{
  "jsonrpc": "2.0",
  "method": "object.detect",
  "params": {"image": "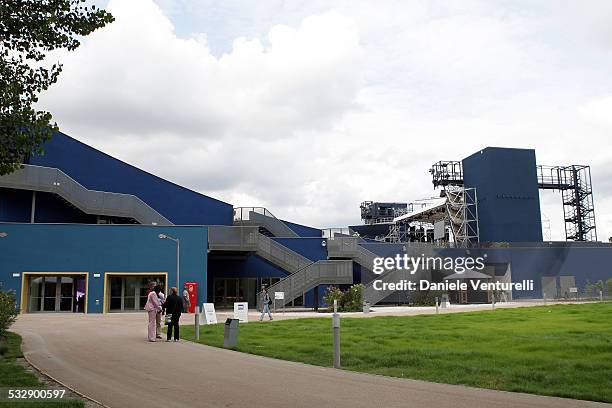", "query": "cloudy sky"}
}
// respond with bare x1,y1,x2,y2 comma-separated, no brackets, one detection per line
38,0,612,240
